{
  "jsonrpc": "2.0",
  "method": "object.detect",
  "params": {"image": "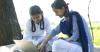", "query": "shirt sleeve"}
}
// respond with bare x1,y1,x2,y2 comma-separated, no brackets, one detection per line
25,20,32,32
23,19,33,39
44,18,52,35
50,24,61,37
67,15,79,41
